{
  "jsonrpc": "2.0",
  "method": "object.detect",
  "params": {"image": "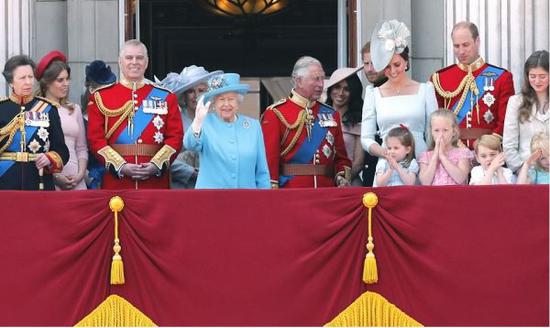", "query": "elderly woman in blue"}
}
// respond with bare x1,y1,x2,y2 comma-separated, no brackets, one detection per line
183,73,271,189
